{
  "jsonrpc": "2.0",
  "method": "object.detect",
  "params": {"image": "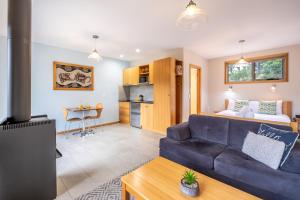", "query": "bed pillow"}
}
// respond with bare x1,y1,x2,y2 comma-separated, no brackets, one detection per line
227,99,235,111
276,100,283,115
258,101,277,115
233,100,249,112
258,124,299,166
242,131,285,169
